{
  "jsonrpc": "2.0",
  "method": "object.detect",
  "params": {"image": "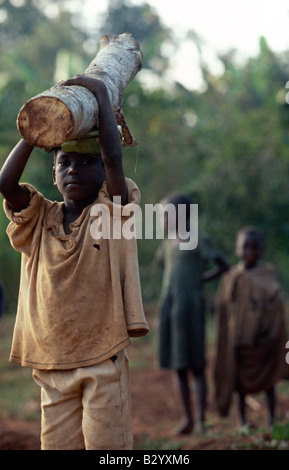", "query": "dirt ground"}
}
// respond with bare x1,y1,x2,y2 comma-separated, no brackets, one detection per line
131,367,289,450
0,363,289,451
0,306,288,451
